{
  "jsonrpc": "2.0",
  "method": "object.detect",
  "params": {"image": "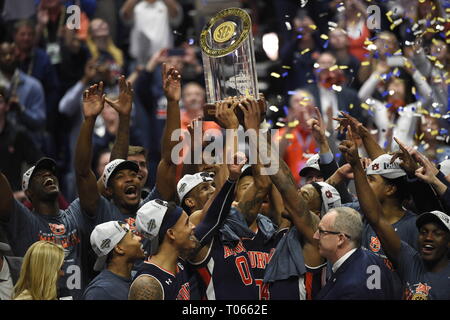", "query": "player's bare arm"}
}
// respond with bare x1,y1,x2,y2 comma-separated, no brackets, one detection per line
75,82,104,217
128,275,164,300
